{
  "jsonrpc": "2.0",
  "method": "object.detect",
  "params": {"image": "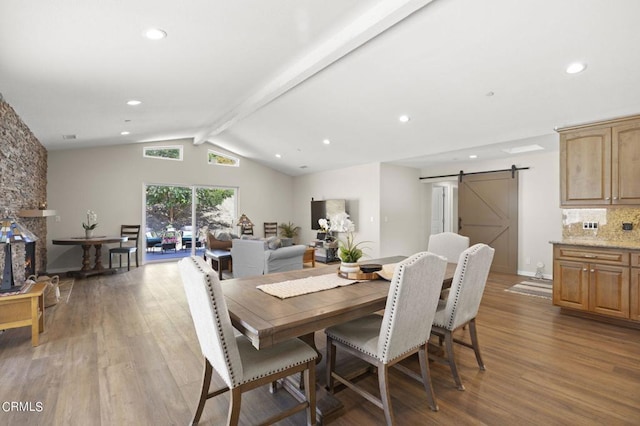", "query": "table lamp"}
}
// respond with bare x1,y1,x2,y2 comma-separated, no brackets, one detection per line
1,214,38,293
236,214,254,235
